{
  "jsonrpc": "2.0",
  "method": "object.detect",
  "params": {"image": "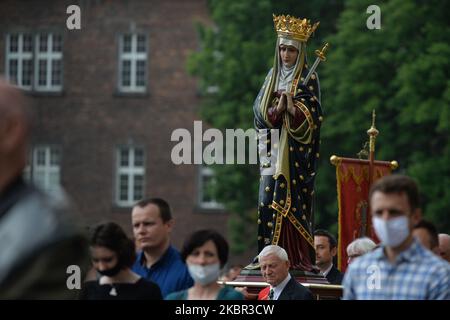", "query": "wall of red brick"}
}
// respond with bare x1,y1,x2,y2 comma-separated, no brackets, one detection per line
0,1,257,266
